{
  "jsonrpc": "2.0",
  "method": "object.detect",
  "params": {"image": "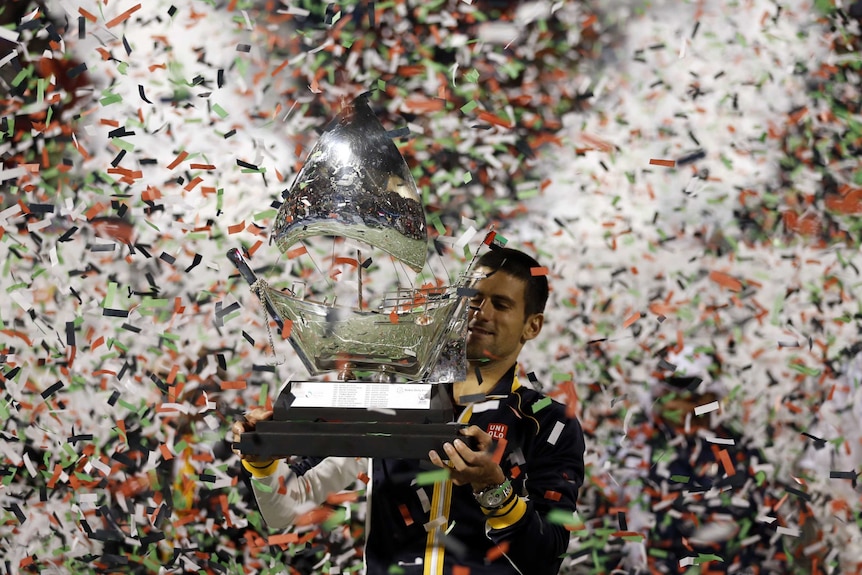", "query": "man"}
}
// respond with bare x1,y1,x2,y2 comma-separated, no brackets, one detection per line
233,247,586,574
